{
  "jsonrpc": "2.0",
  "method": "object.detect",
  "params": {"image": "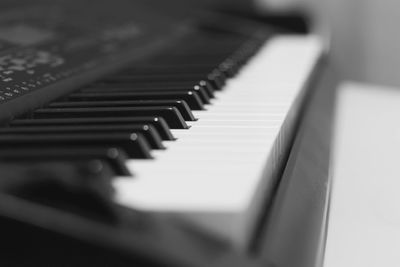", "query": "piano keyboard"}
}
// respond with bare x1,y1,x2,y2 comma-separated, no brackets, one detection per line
114,35,323,247
0,14,323,258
